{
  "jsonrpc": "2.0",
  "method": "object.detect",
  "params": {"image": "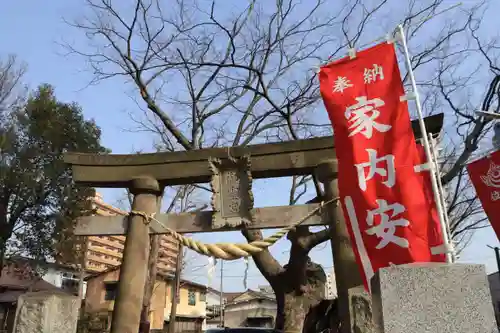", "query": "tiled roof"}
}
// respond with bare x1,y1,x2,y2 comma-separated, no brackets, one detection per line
224,289,275,305
0,260,63,297
223,292,242,303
